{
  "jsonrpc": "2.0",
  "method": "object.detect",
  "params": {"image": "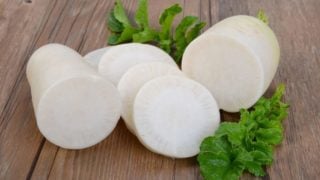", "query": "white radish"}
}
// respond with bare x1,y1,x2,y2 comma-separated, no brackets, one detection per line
99,43,177,85
26,44,121,149
118,62,183,133
133,76,220,158
84,47,111,68
182,15,280,112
